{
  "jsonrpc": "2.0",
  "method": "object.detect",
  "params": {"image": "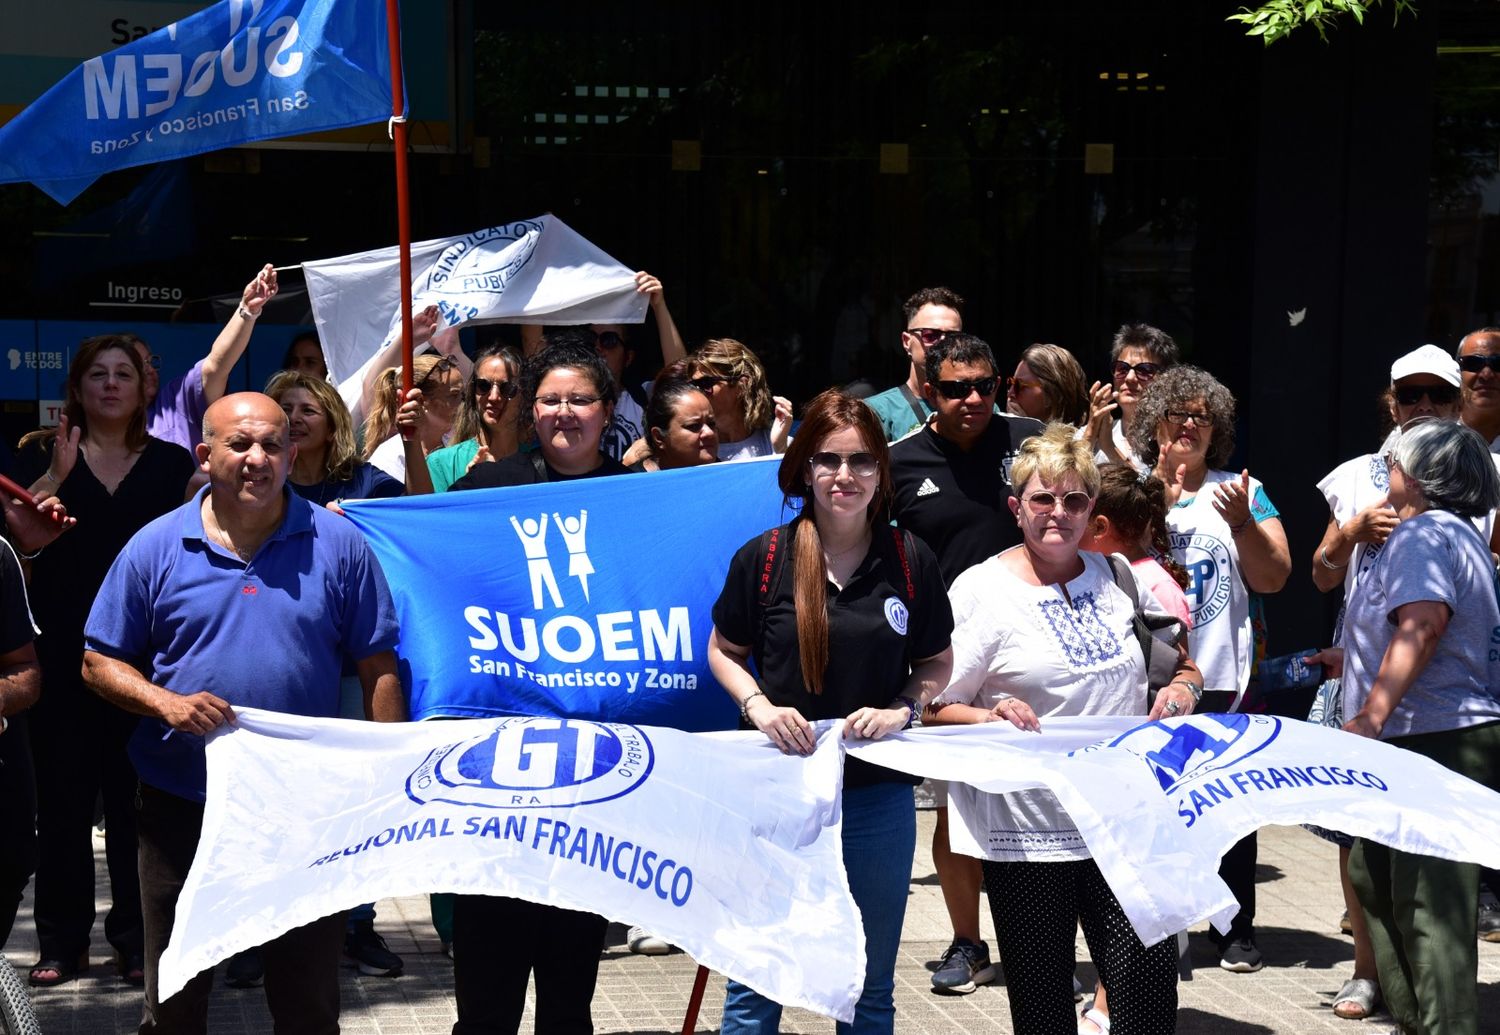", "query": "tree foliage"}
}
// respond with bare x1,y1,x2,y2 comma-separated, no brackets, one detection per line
1228,0,1418,44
